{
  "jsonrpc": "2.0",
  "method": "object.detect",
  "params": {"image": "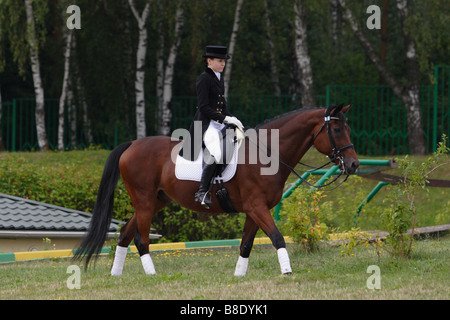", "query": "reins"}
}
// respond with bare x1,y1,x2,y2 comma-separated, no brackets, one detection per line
239,105,354,191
